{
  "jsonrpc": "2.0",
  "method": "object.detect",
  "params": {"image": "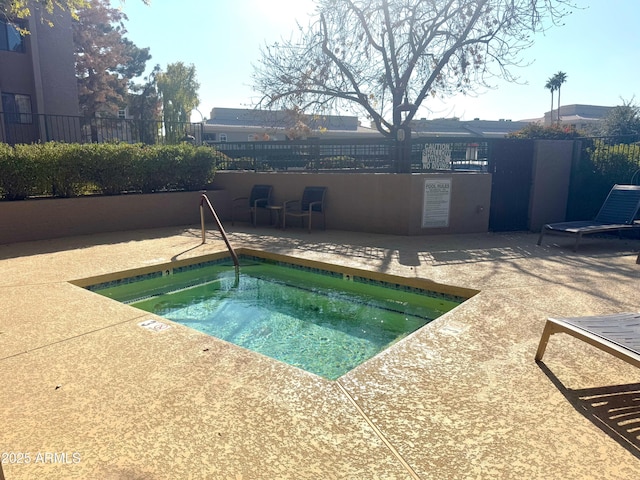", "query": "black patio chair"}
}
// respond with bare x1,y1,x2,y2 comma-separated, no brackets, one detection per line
231,184,273,227
283,186,327,233
537,184,640,251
